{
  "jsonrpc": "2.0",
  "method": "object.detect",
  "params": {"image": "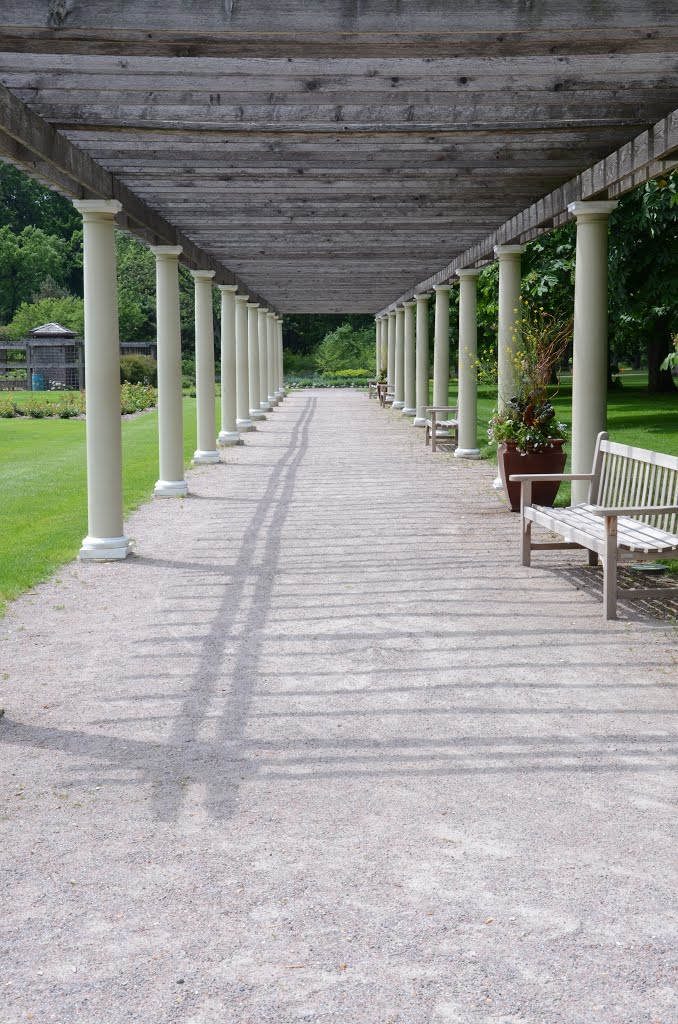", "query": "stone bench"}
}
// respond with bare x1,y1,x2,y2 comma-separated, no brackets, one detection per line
510,431,678,620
